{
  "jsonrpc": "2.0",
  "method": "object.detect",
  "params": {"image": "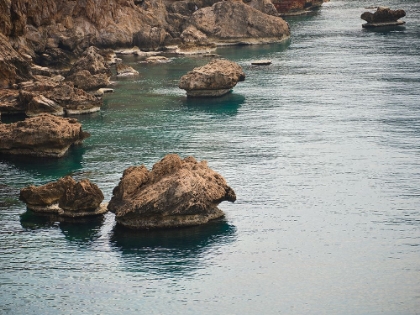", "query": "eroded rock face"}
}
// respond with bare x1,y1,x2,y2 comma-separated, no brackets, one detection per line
179,58,245,97
361,7,406,25
183,1,290,46
20,176,106,217
0,114,90,157
0,33,33,89
108,154,236,229
272,0,325,15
